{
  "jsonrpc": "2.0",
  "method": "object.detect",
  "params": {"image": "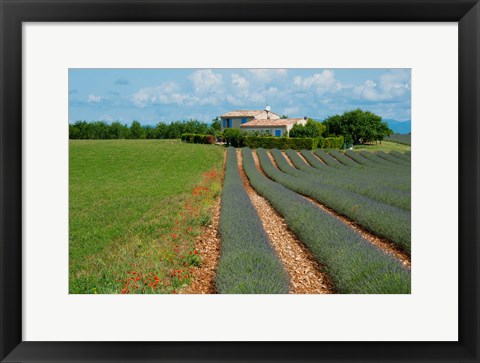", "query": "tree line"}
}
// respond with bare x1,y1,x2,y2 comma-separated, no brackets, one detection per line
69,119,221,140
288,109,392,144
69,109,392,144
